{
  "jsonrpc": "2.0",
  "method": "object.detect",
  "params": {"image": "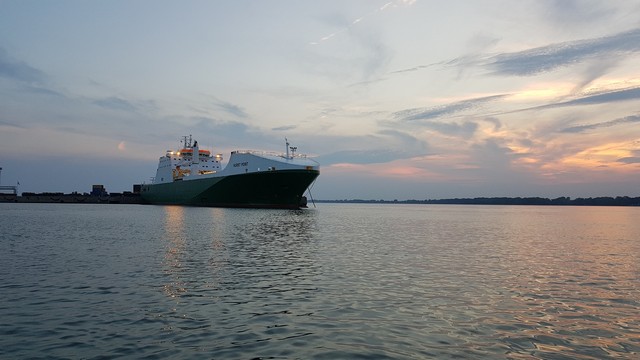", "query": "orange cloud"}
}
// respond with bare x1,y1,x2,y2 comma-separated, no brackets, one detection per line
561,142,636,168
